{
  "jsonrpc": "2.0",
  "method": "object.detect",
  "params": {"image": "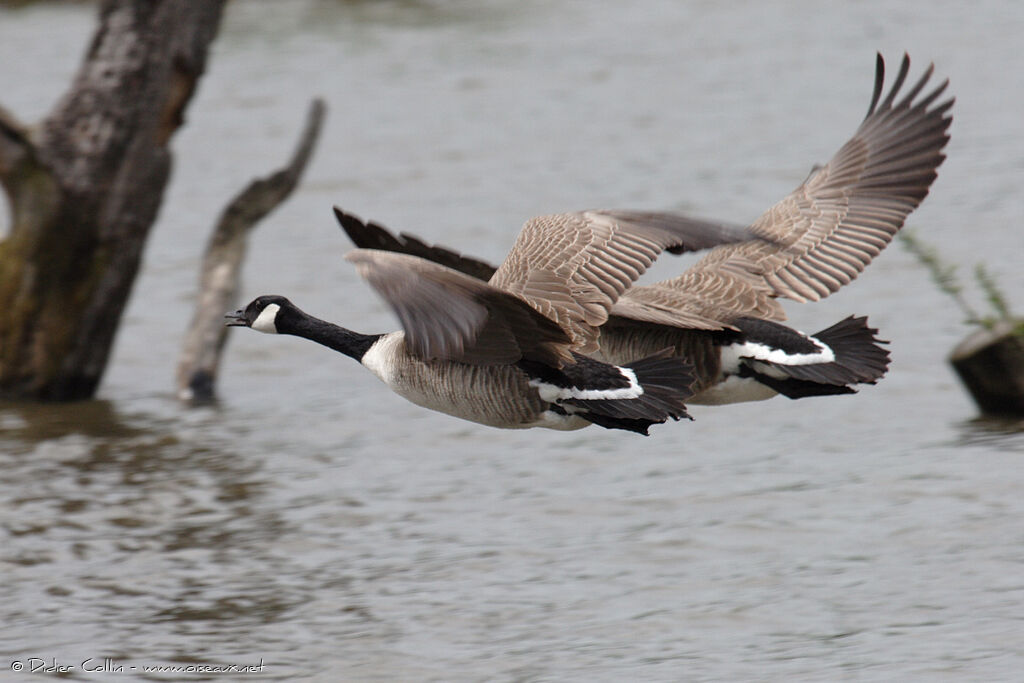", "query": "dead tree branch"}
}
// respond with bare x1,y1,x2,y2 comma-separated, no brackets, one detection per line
176,98,326,403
